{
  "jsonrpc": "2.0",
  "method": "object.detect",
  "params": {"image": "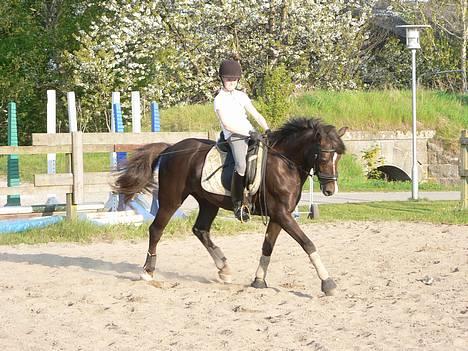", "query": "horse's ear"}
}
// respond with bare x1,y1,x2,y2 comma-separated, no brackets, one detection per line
337,127,348,137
